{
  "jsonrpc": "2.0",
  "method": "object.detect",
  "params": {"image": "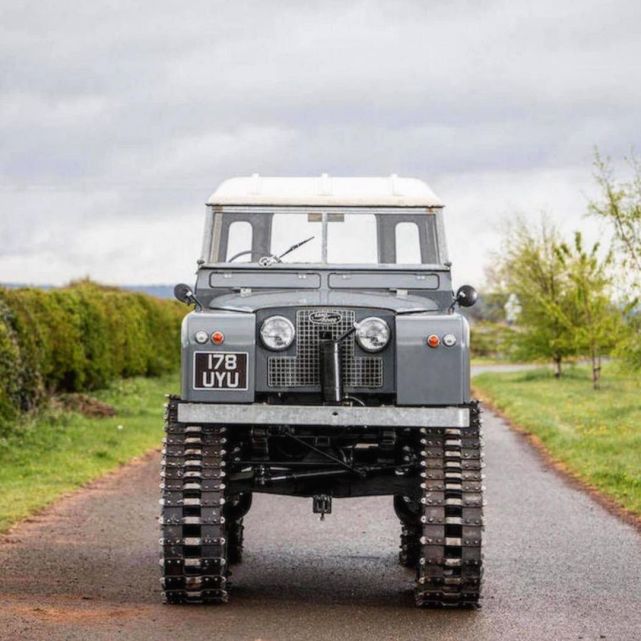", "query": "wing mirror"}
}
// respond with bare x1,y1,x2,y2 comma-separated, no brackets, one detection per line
174,283,202,310
451,285,478,311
